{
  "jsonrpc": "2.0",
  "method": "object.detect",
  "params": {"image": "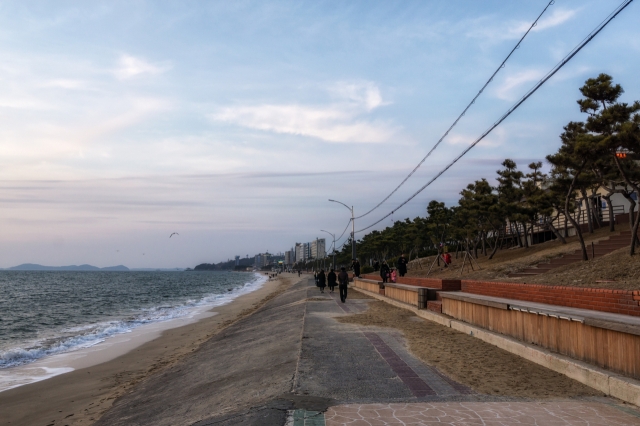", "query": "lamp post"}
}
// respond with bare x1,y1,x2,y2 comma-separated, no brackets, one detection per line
320,229,335,270
328,199,356,261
